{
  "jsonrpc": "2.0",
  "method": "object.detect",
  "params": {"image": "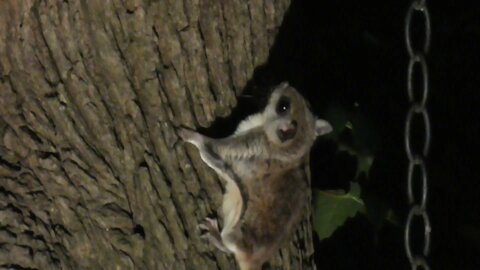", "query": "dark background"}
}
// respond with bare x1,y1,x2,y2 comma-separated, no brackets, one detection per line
239,0,479,269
